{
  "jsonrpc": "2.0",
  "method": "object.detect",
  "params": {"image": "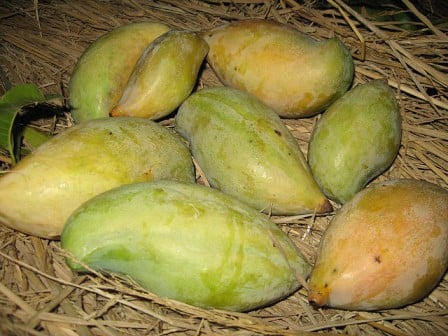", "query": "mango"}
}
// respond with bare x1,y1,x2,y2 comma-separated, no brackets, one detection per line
0,117,194,239
308,179,448,311
175,86,331,215
110,30,209,120
69,21,170,123
203,19,354,118
61,180,311,312
308,80,402,204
